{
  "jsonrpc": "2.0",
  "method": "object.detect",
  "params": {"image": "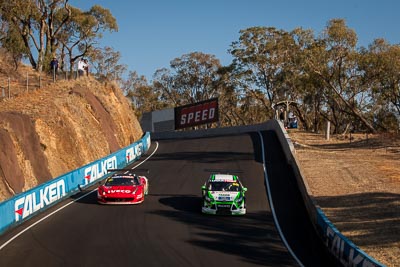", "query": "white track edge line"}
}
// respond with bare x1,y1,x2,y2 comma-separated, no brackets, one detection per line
257,131,304,267
0,141,159,251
